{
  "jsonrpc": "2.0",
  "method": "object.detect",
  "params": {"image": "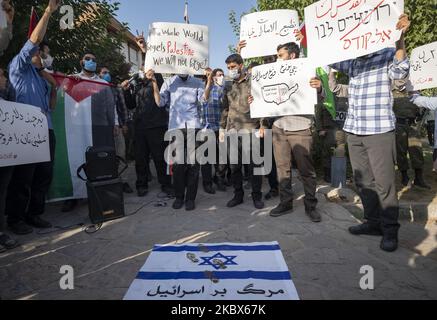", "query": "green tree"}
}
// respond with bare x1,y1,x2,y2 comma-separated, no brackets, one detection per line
2,0,132,82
